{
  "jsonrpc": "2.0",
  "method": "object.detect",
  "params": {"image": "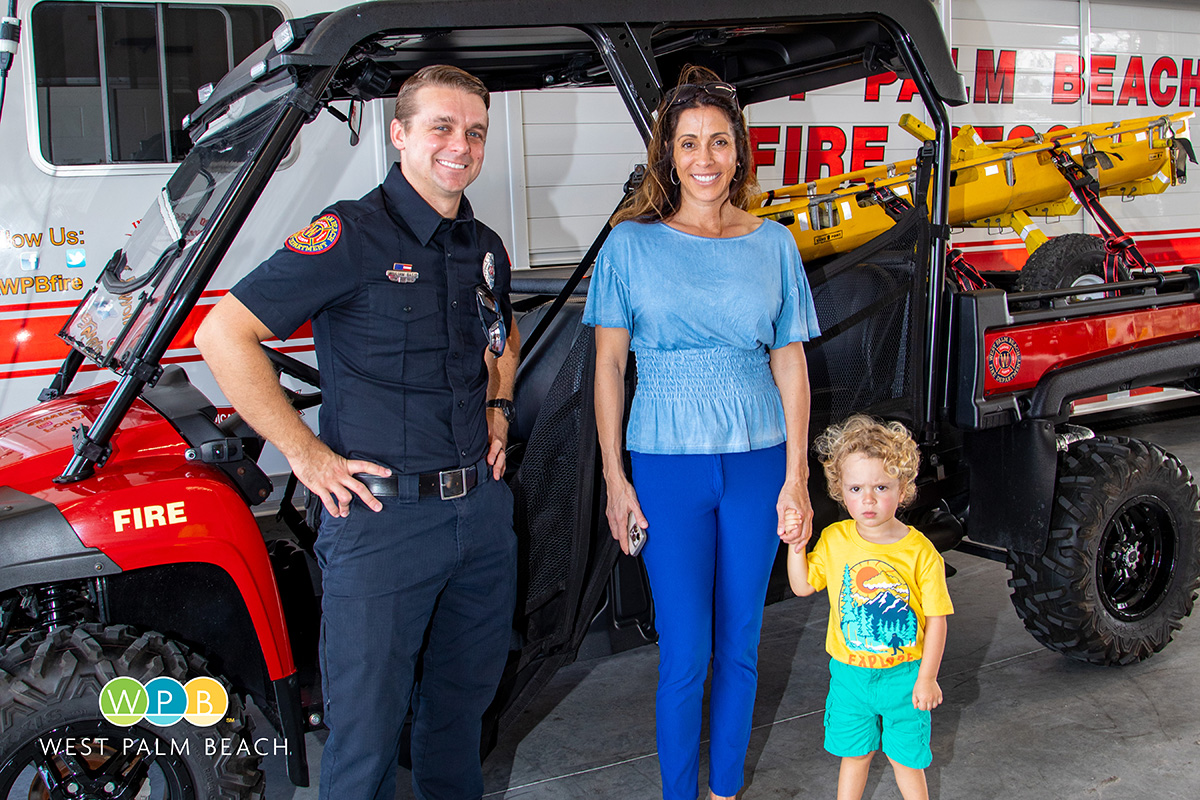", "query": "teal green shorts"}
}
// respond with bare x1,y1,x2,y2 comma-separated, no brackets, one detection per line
824,658,932,770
